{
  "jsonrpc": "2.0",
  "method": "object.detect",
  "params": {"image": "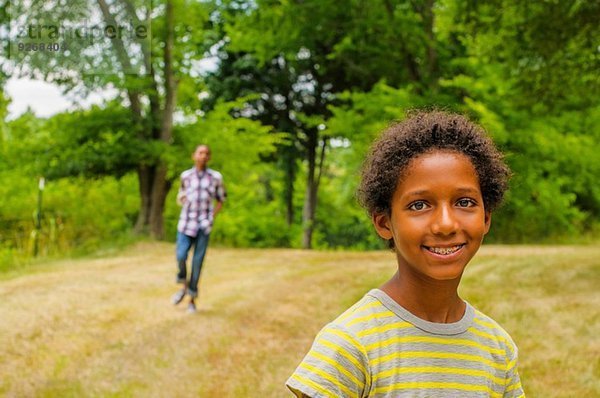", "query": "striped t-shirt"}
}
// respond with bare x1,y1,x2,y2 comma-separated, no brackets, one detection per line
286,289,524,398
